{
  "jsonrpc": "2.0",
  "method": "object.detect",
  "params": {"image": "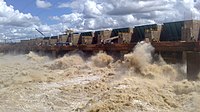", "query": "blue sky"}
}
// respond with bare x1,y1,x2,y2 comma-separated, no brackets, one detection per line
0,0,200,42
4,0,72,25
